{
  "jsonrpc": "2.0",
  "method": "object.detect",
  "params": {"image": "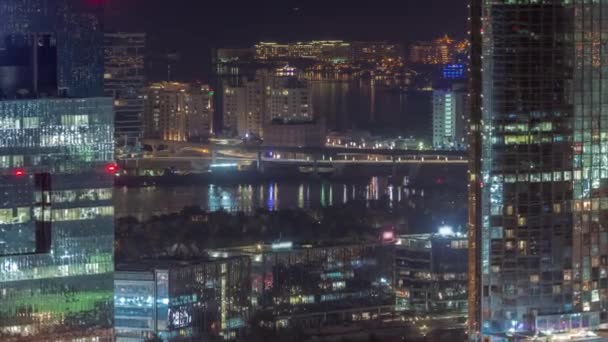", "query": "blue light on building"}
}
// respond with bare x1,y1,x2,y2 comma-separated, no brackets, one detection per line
441,64,466,80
